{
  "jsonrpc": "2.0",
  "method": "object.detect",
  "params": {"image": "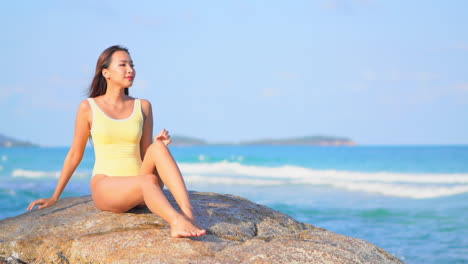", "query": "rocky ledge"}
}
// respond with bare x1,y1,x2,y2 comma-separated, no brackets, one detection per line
0,191,402,264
